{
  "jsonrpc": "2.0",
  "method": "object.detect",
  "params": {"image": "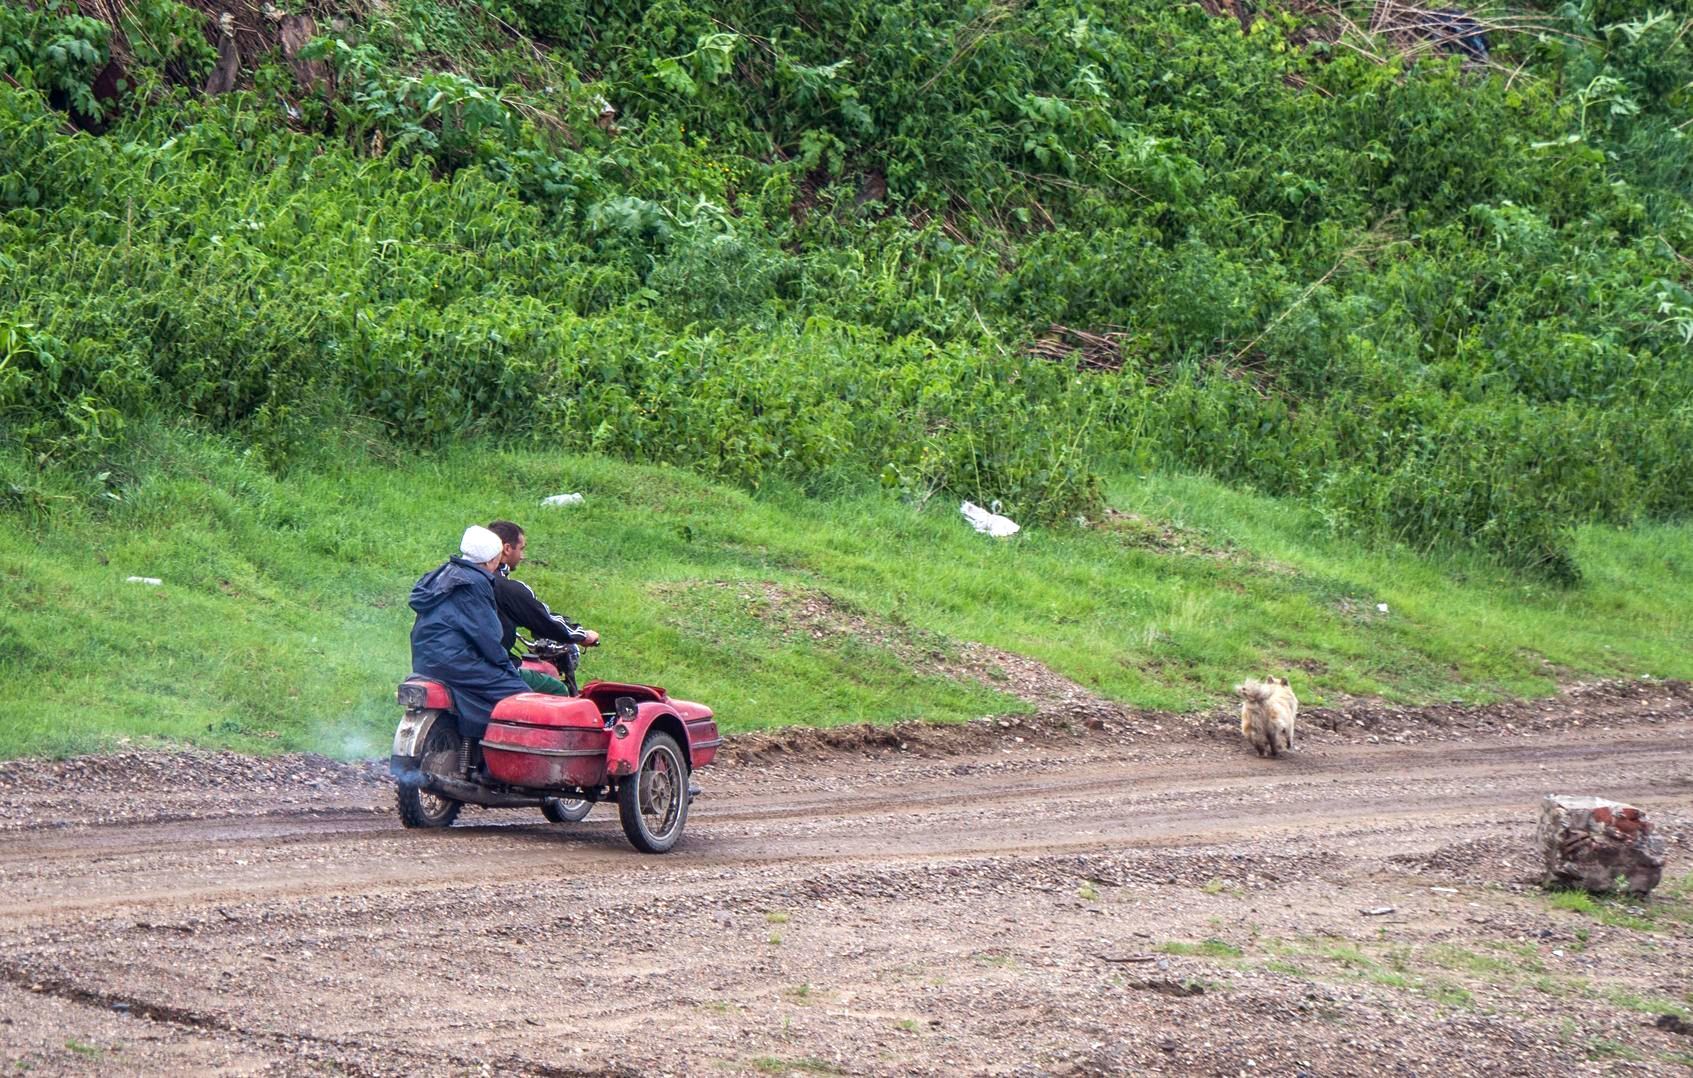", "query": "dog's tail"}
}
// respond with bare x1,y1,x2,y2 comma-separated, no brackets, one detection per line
1236,679,1276,704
